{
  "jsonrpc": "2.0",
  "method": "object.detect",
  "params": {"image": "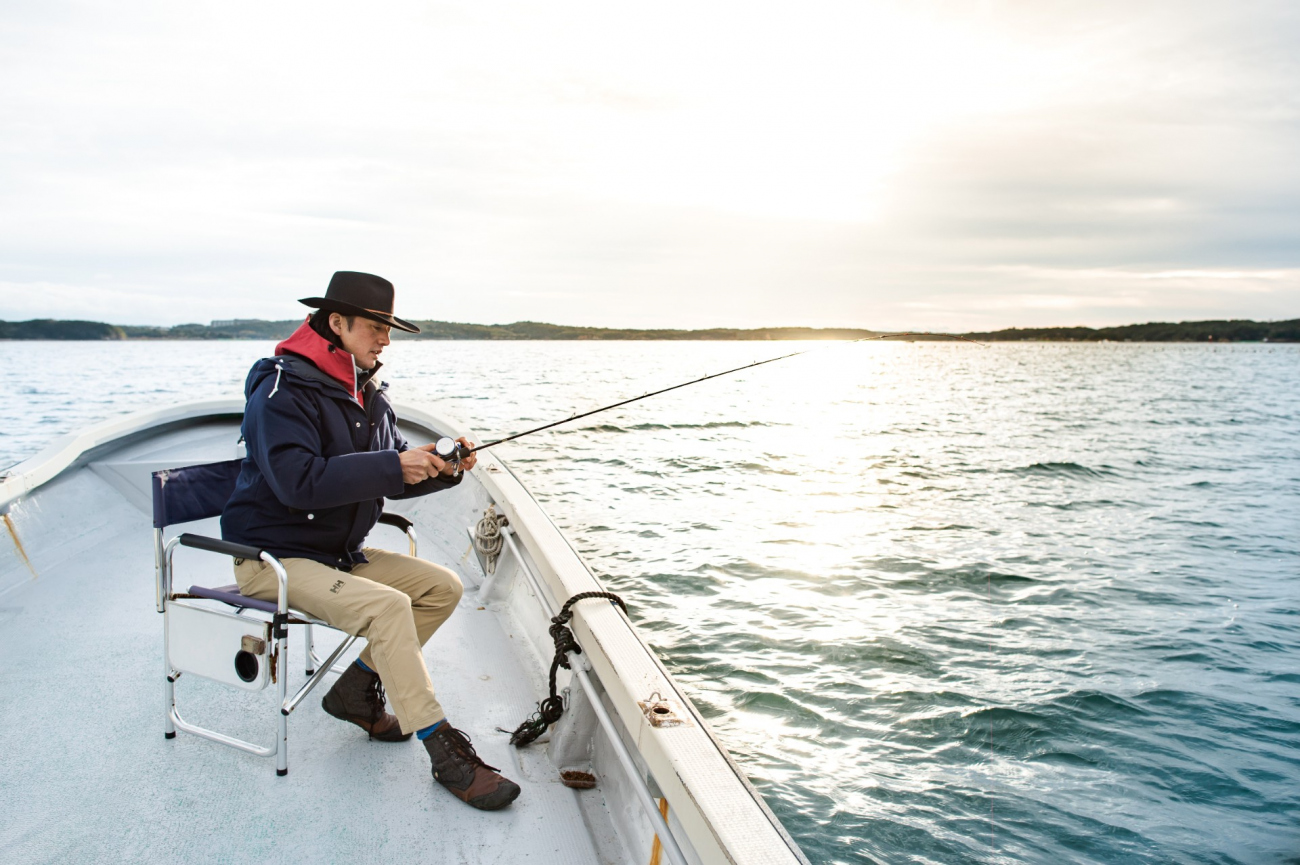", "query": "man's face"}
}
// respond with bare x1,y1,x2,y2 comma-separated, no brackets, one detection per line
332,314,391,369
